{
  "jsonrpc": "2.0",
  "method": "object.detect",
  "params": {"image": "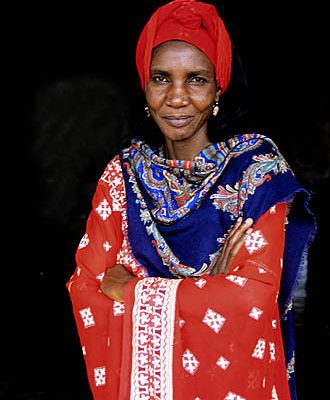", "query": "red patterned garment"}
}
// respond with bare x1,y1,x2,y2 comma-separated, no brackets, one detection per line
67,155,291,399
